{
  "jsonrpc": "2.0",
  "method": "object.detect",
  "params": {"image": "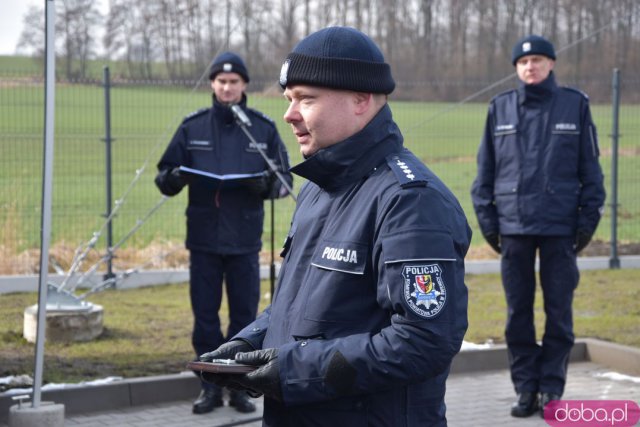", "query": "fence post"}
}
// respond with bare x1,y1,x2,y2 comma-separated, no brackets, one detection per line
32,0,57,408
609,69,620,269
103,66,115,281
